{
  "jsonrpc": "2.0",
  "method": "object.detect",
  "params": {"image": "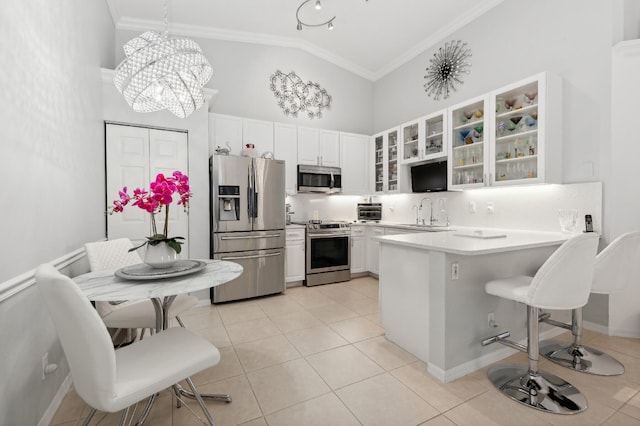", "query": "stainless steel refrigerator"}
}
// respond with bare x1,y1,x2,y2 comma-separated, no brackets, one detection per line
210,155,286,303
